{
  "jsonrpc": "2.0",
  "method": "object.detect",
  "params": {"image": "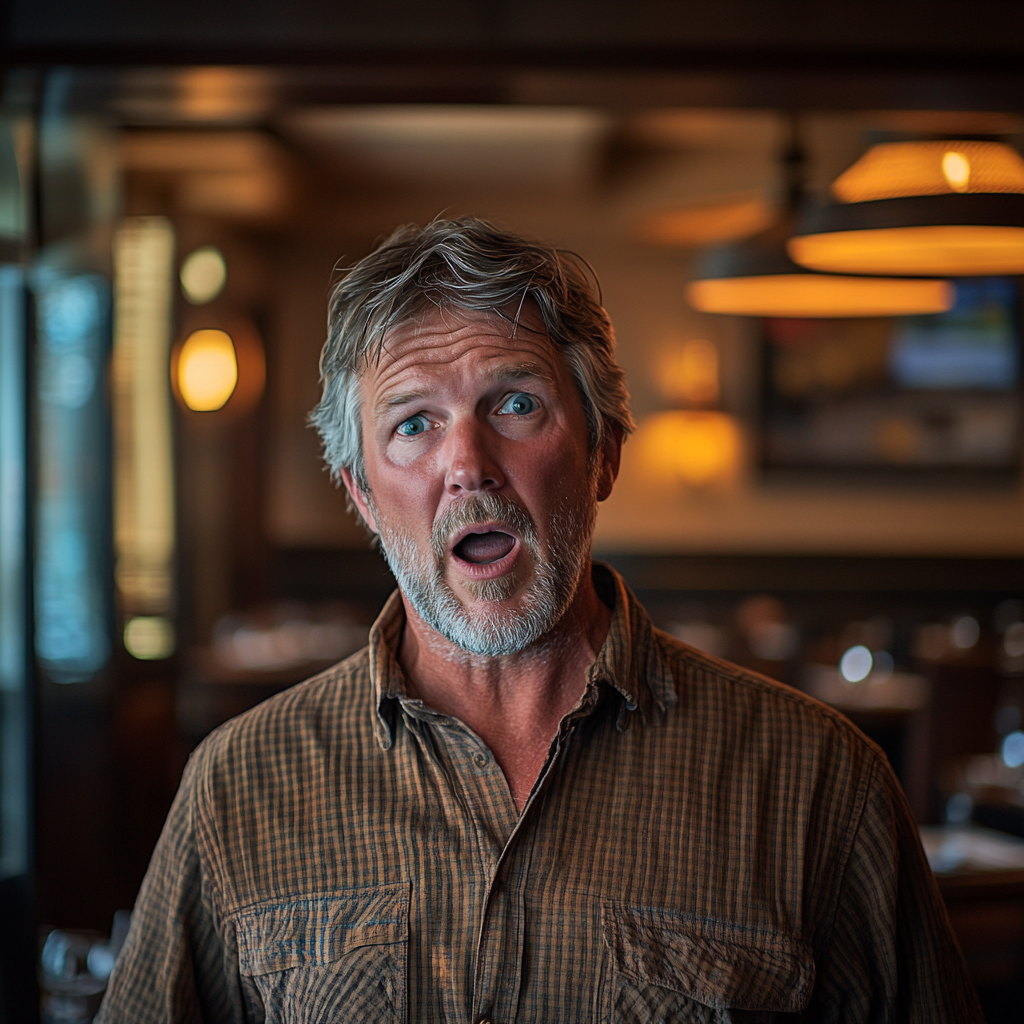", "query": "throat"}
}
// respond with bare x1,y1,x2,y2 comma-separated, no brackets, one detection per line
454,531,516,564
